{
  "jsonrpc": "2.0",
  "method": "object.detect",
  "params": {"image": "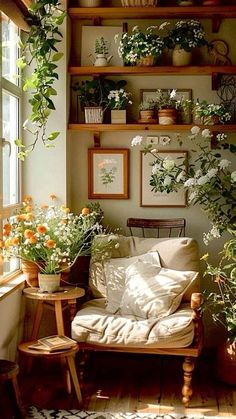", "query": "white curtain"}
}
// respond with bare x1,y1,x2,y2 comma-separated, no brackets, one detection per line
0,0,30,32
